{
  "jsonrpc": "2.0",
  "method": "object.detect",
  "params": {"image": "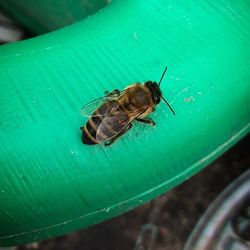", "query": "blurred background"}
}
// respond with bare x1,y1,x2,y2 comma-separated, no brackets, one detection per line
0,11,25,44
